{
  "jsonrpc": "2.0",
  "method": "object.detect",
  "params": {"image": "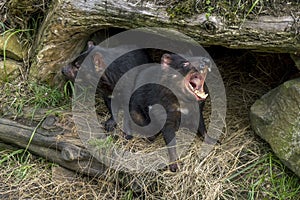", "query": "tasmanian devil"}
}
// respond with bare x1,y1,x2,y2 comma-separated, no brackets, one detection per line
123,53,213,172
61,41,152,131
61,42,214,172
